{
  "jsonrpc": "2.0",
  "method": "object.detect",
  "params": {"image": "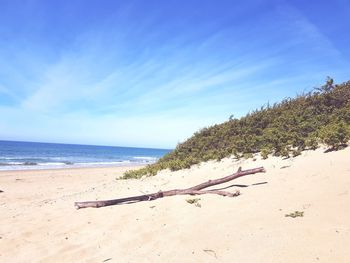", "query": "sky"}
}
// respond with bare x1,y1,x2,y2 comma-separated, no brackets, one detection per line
0,0,349,149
